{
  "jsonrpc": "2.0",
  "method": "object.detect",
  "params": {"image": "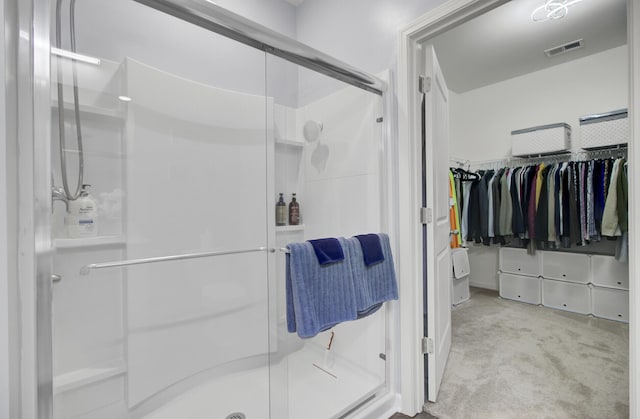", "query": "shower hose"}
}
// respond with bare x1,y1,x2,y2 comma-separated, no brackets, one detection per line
55,0,84,201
